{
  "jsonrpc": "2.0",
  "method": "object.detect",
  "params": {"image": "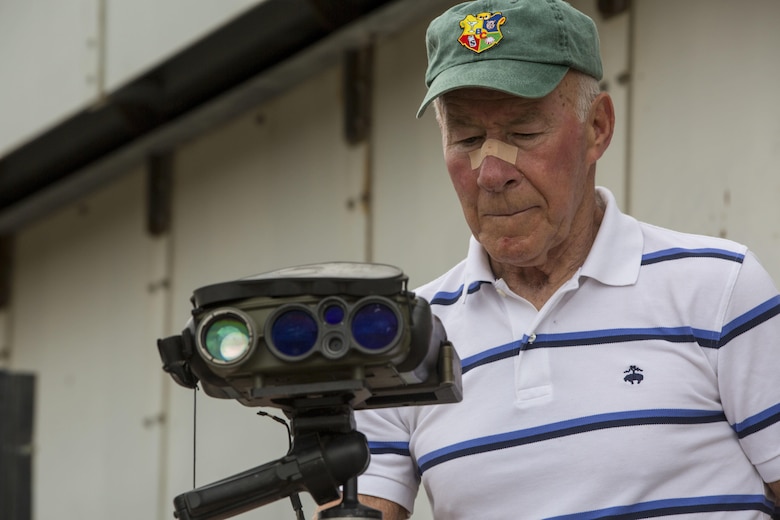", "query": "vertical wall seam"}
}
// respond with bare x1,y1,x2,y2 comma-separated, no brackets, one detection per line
152,158,177,518
623,1,636,215
95,0,108,100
